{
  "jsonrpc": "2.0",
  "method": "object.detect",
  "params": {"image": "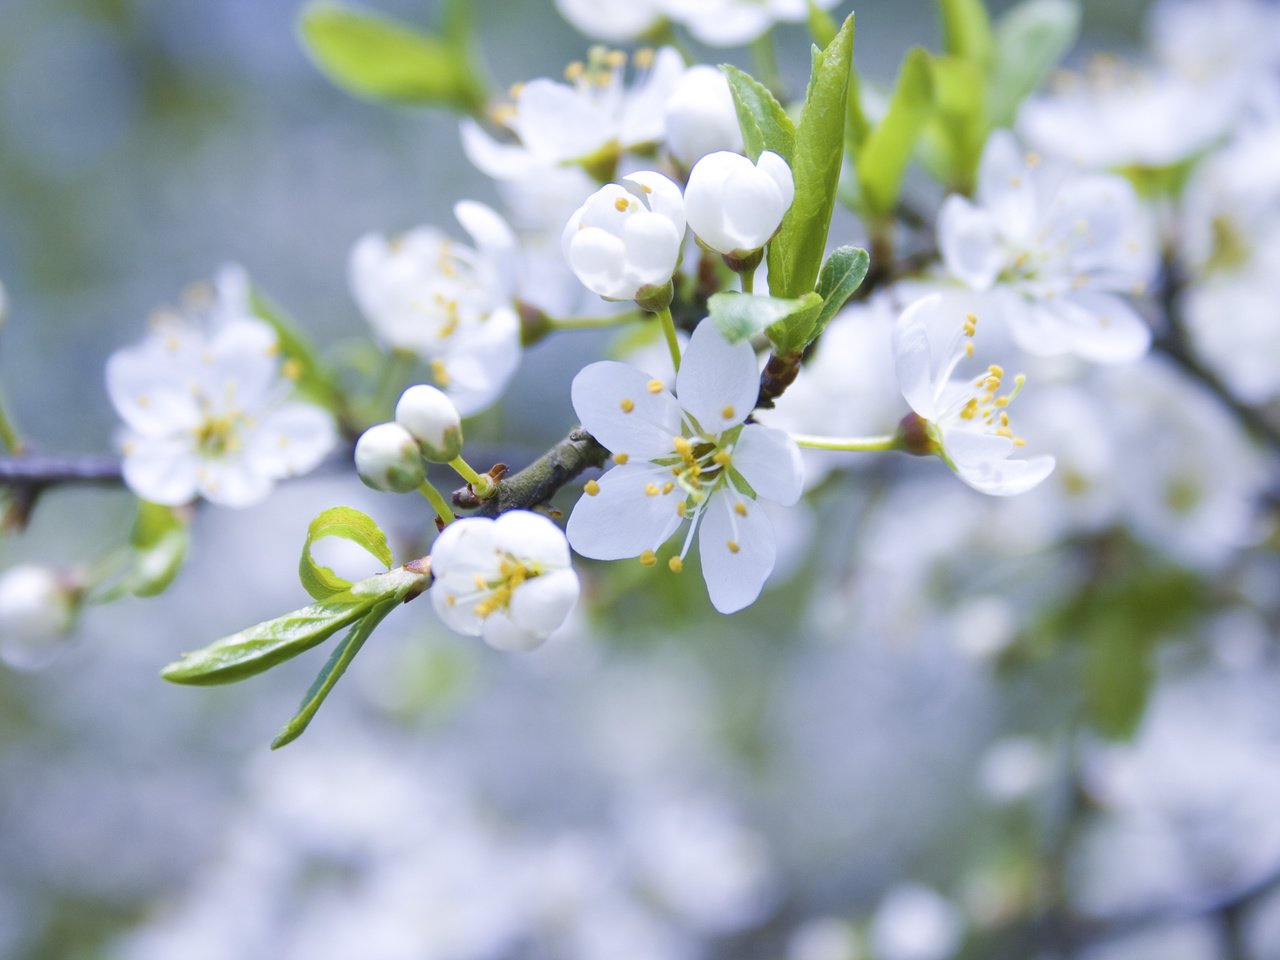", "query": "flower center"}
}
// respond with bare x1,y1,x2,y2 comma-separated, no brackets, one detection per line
470,556,543,620
195,413,247,458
